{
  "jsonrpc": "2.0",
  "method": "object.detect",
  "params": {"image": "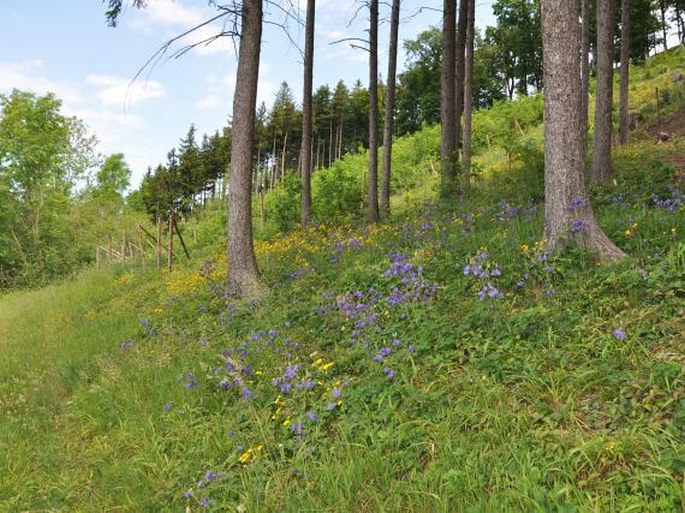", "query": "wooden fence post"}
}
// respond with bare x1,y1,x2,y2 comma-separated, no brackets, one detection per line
167,214,174,272
156,215,162,270
138,228,145,271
